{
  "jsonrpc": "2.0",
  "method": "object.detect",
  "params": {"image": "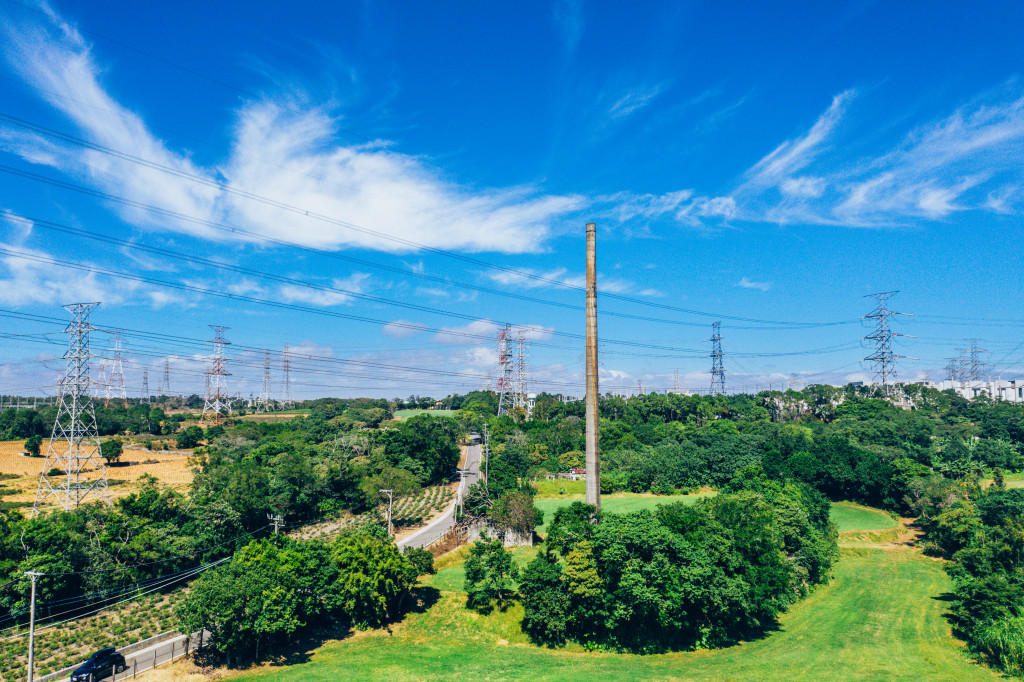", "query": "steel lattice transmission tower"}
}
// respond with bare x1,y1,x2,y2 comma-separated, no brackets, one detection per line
862,291,911,396
141,367,150,405
495,324,514,416
161,358,171,395
202,326,232,421
94,358,109,405
709,321,726,395
256,350,272,413
33,303,110,515
966,338,988,381
281,344,294,407
108,331,128,408
513,329,531,417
